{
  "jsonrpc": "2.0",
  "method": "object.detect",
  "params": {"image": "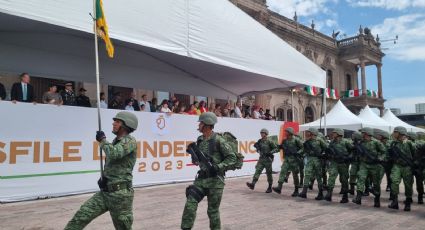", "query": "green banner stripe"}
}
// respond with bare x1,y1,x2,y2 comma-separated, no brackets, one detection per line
0,170,100,179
